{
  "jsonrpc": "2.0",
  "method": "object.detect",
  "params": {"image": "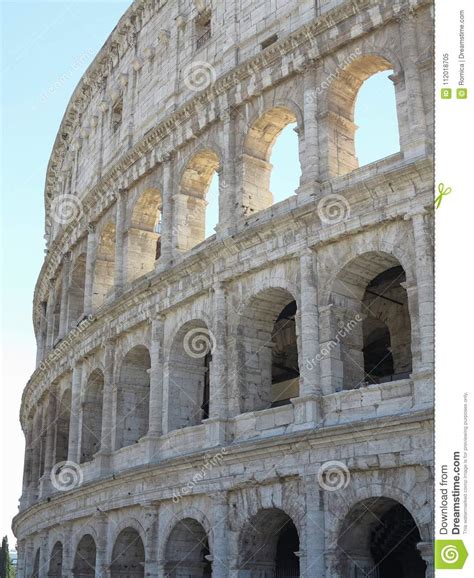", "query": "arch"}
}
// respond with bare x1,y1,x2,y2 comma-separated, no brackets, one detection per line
55,389,71,463
52,279,62,343
326,53,400,177
73,534,96,577
238,287,299,413
127,188,162,282
164,518,212,577
167,319,212,432
32,548,40,578
92,222,116,310
110,527,145,578
67,253,86,328
323,251,412,391
336,497,426,577
237,508,300,577
80,368,104,463
242,106,300,215
48,541,63,578
175,149,220,251
115,345,150,449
